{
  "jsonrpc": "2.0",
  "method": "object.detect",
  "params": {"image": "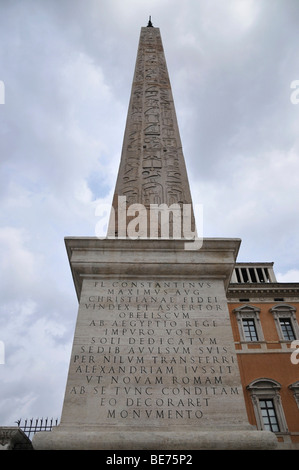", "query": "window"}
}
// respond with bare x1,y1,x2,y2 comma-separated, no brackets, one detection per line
289,381,299,409
279,318,296,341
259,399,280,432
242,319,258,341
270,304,299,342
247,379,288,434
233,305,264,343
